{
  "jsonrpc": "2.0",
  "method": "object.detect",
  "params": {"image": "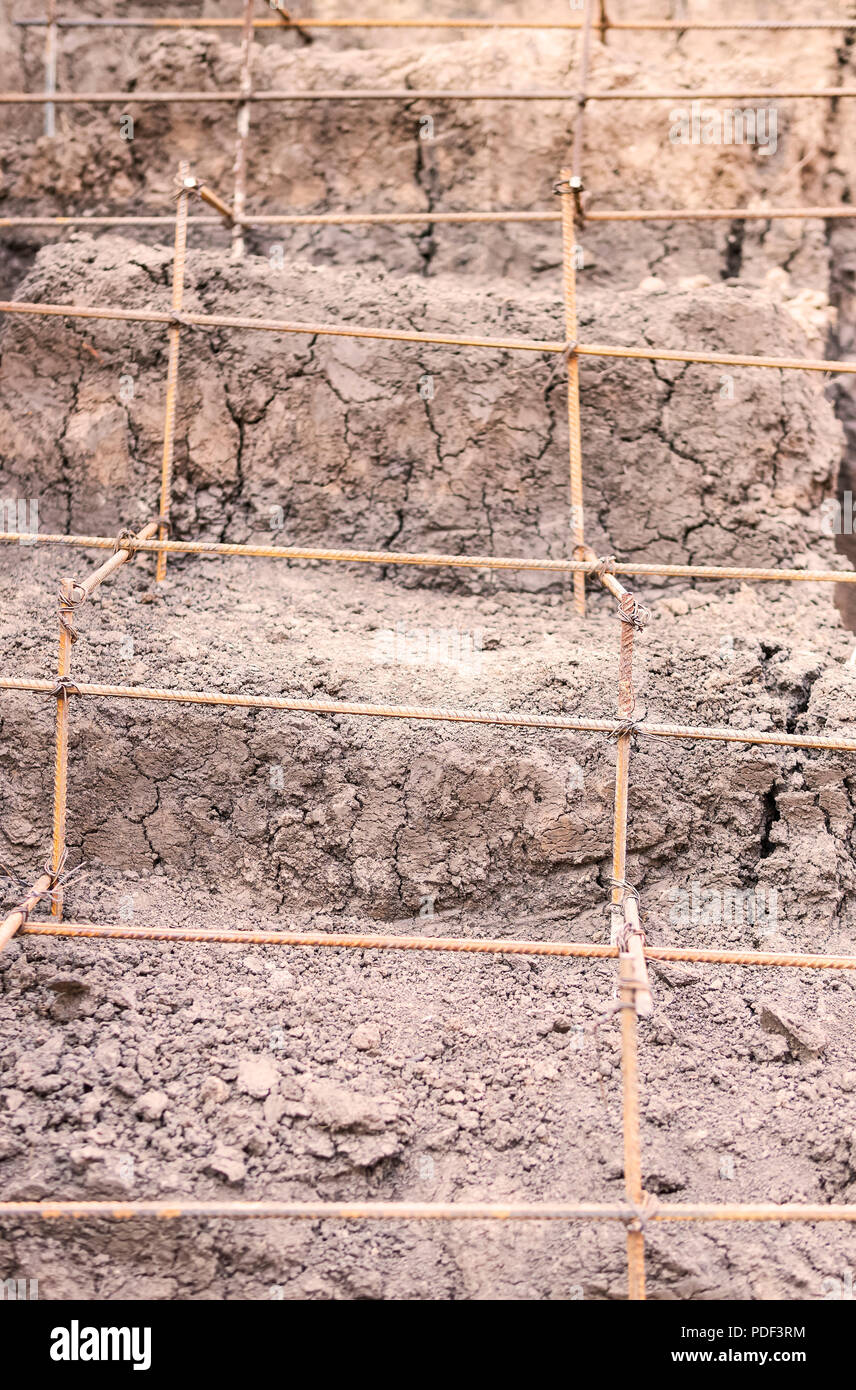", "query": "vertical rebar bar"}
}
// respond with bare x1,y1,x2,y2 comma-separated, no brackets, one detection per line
232,0,256,260
598,0,610,45
572,0,595,180
610,604,634,941
44,0,57,137
155,162,191,583
620,951,646,1300
558,168,586,616
610,594,653,1012
611,594,651,1299
51,577,75,918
